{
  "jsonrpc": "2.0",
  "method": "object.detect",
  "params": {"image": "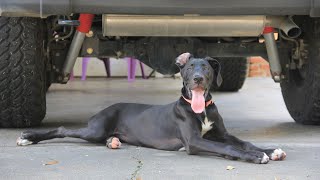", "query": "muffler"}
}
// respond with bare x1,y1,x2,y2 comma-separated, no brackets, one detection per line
103,15,301,38
103,15,266,37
